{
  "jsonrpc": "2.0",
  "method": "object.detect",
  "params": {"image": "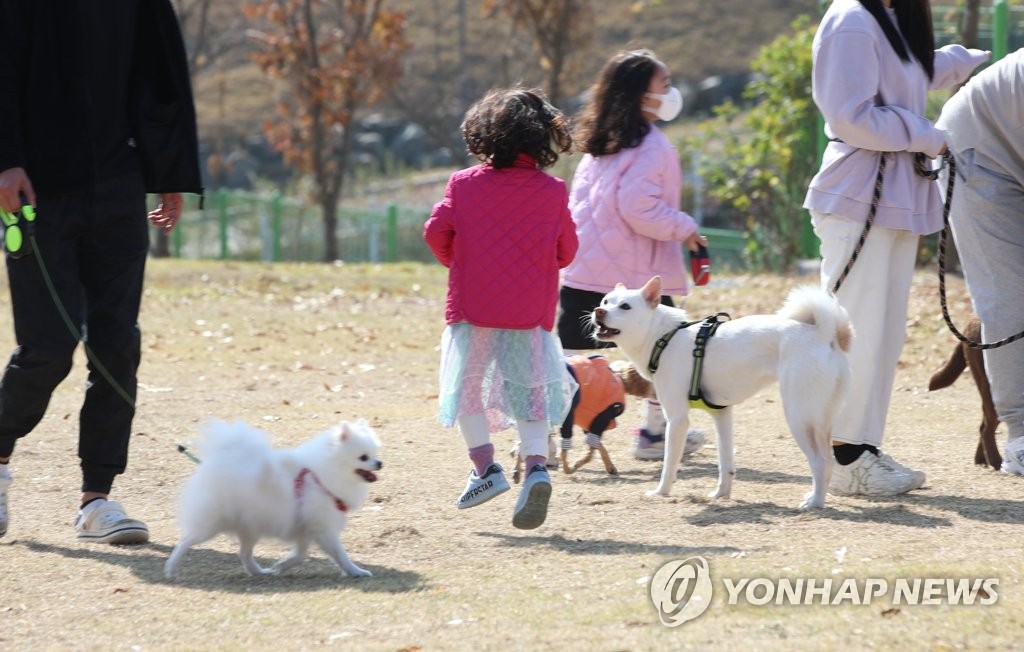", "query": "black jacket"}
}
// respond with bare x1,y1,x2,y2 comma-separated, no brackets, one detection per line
0,0,203,196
